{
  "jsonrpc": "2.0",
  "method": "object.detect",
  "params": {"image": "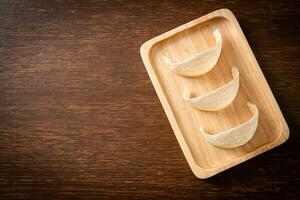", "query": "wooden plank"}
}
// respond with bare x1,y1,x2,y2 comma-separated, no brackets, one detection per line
0,0,299,199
